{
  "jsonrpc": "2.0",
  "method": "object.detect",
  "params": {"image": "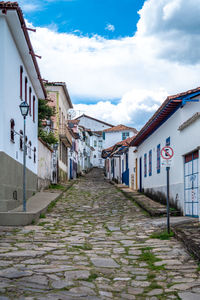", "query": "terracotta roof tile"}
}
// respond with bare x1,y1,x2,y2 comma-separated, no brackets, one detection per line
130,86,200,146
103,124,138,133
68,120,80,125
